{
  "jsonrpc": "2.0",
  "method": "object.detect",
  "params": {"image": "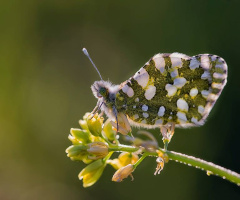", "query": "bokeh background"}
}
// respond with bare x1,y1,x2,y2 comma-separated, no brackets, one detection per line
1,0,240,199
